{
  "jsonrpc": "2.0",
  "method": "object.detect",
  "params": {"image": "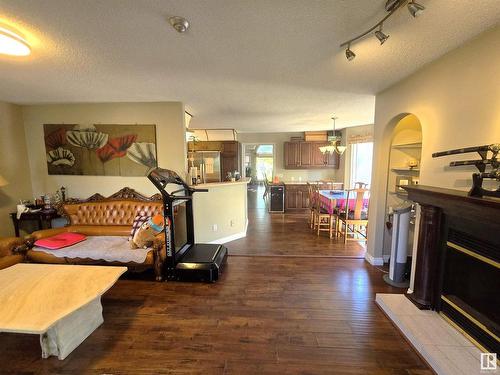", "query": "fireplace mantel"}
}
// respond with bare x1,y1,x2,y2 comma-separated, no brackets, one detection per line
403,185,499,355
404,185,500,222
